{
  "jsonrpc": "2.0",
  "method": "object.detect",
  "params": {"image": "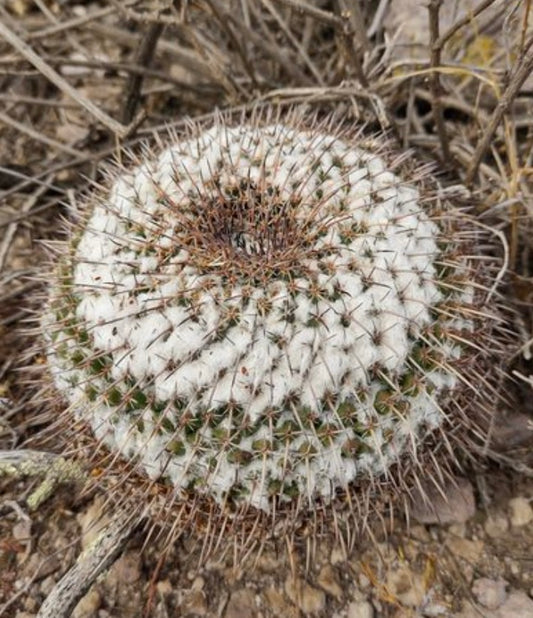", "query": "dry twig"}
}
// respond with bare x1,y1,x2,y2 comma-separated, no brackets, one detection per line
121,22,165,124
0,179,51,272
0,20,132,138
428,0,452,166
466,39,533,185
37,507,143,618
271,0,344,28
0,110,80,157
